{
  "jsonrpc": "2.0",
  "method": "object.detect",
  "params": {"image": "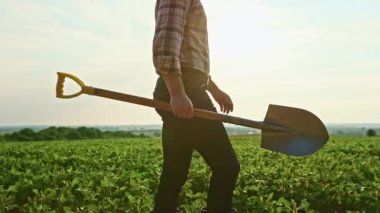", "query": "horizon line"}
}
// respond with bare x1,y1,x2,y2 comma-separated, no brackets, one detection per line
1,122,380,128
